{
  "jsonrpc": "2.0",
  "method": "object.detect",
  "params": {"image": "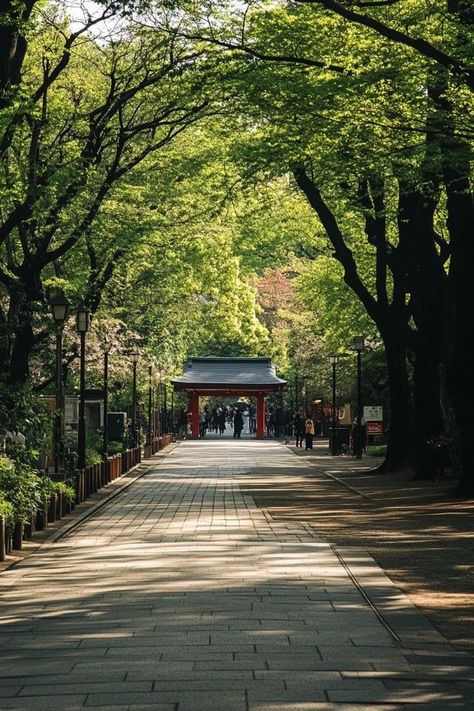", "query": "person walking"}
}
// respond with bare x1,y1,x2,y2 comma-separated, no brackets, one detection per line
217,409,226,435
304,417,315,450
293,413,304,448
177,408,188,439
233,409,244,439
